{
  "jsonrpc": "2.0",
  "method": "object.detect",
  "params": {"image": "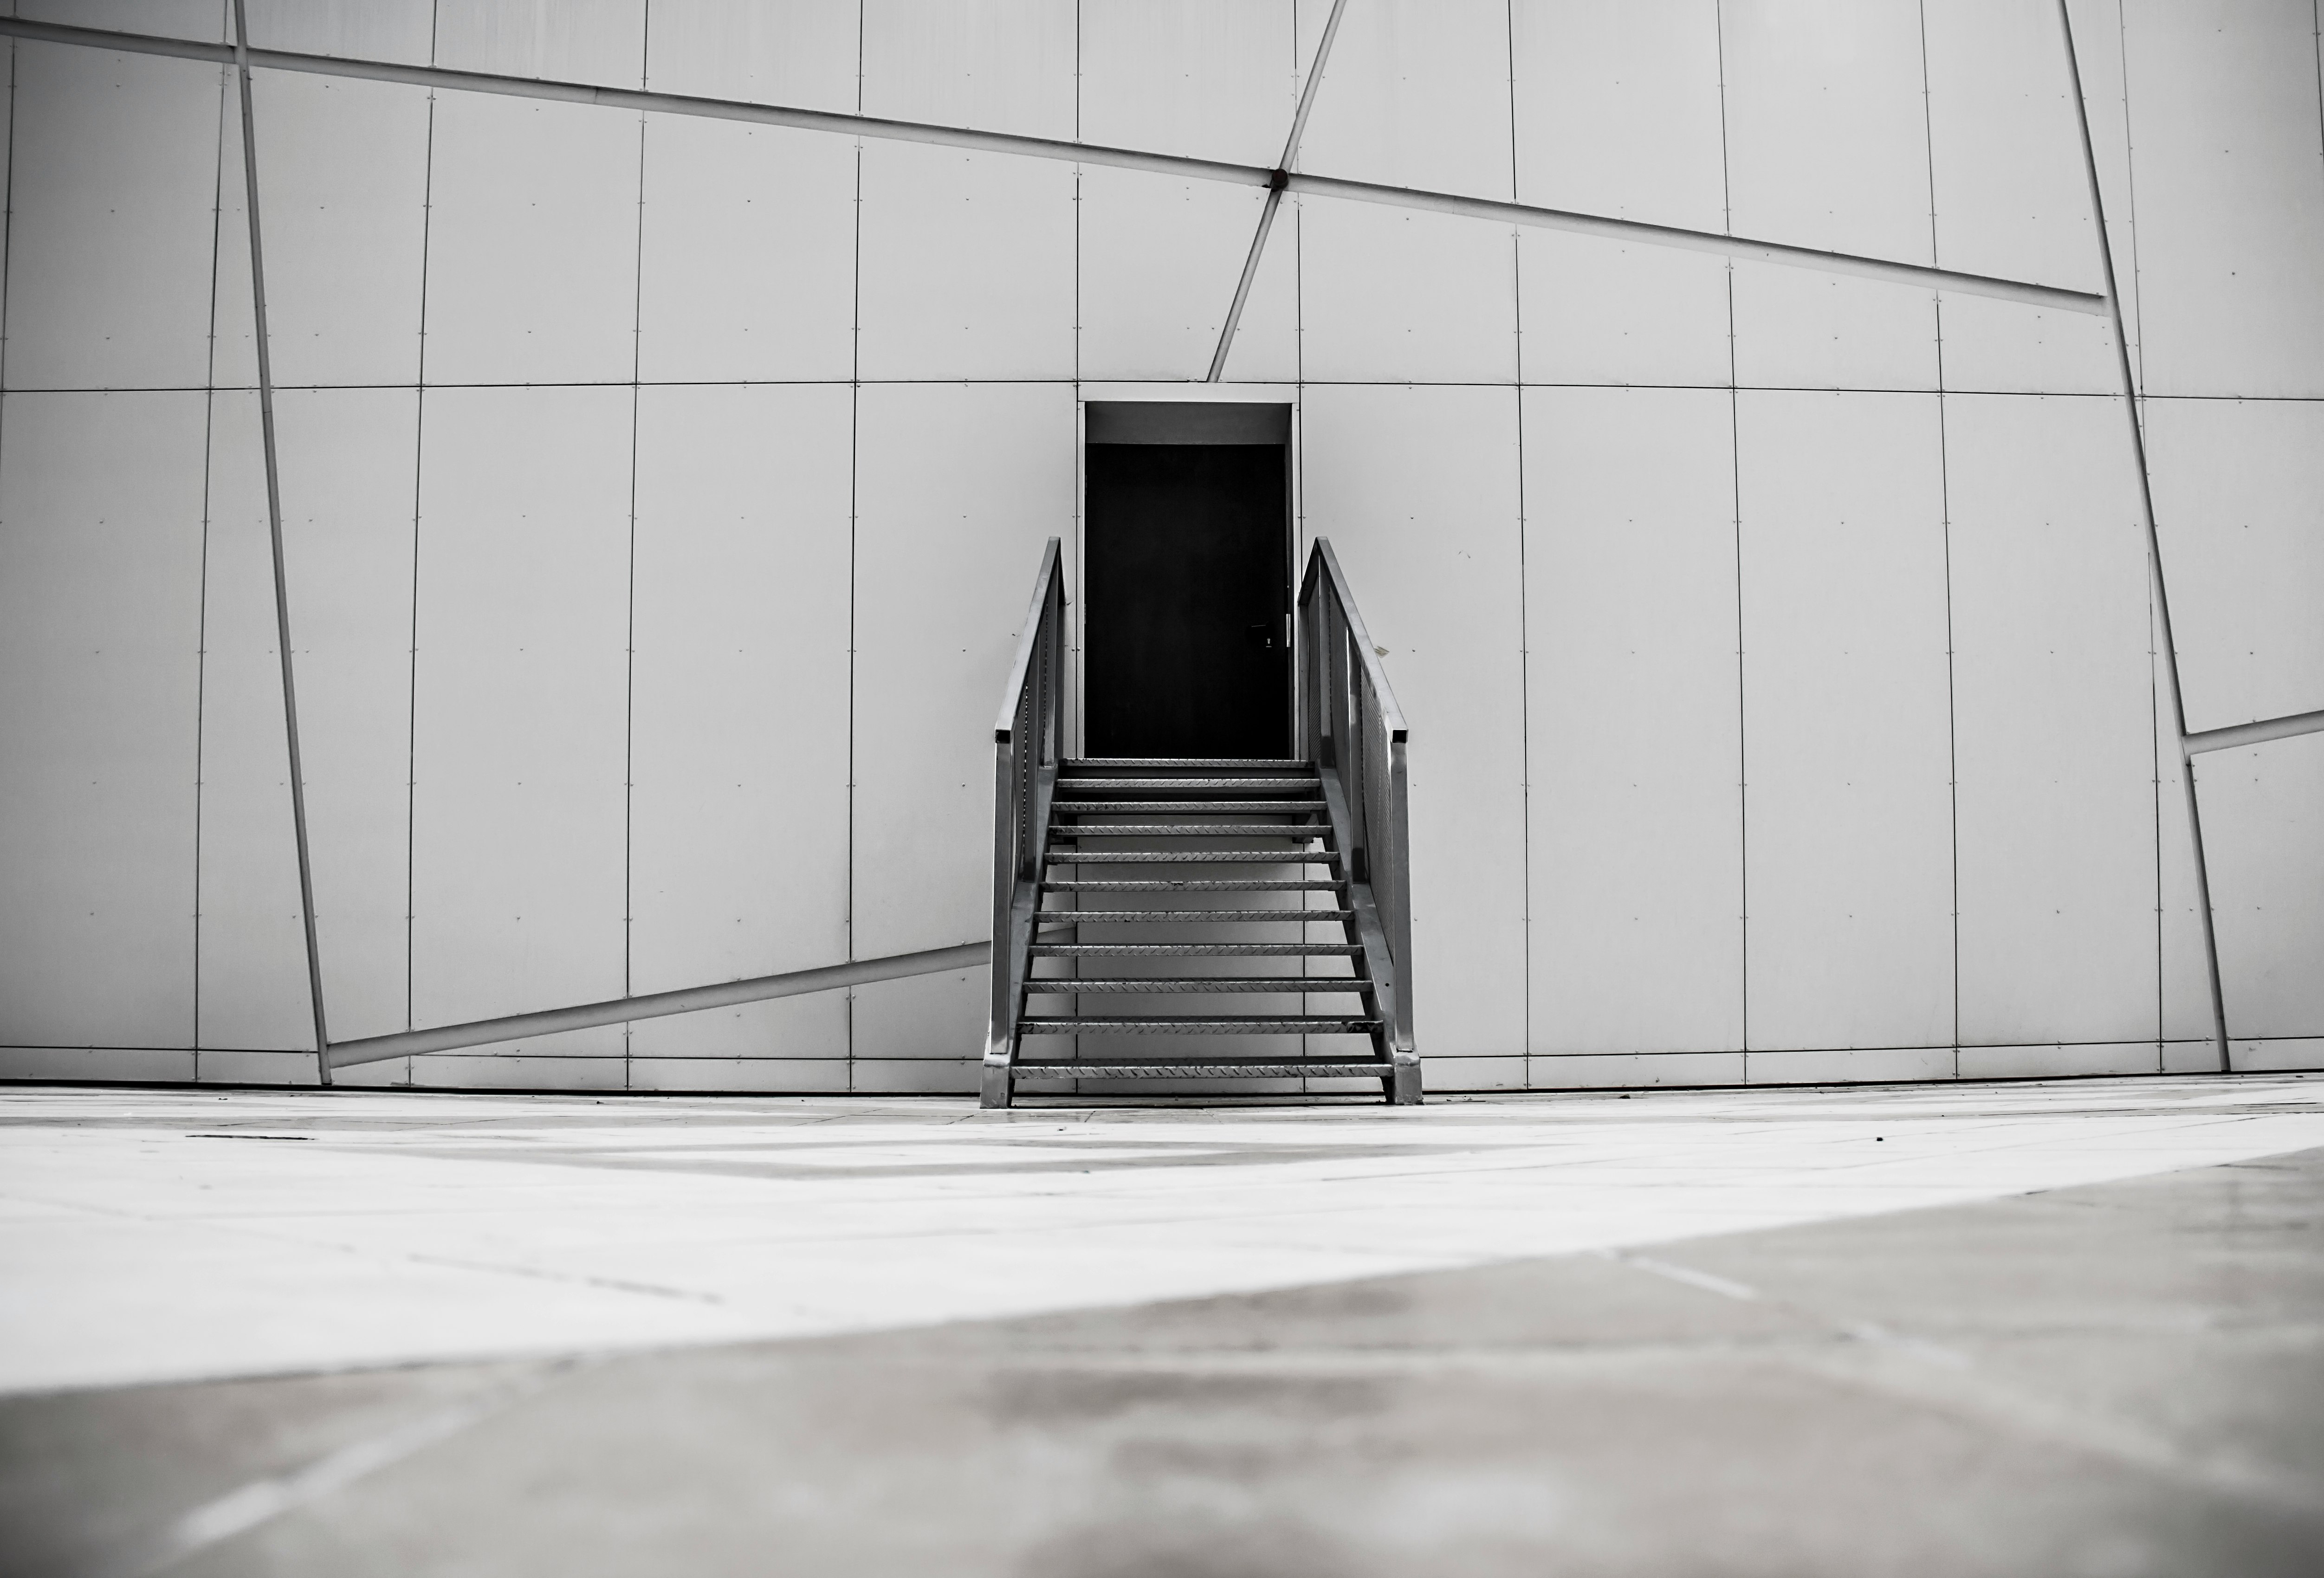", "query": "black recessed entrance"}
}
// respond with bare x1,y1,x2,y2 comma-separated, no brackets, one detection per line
1083,402,1293,760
